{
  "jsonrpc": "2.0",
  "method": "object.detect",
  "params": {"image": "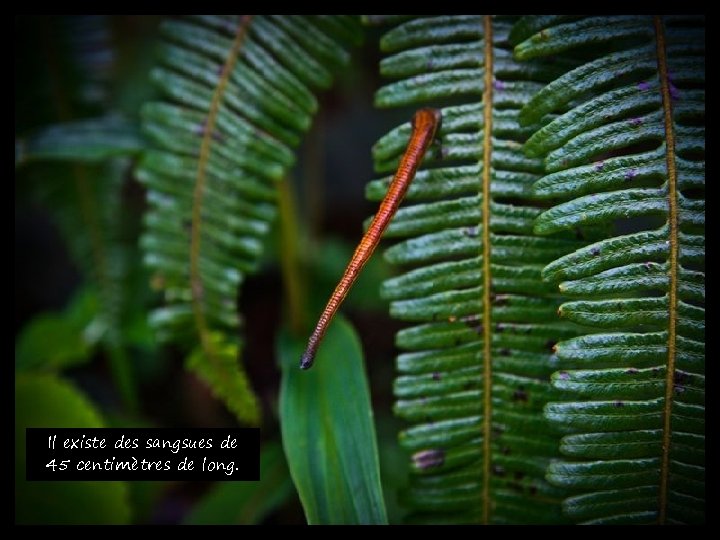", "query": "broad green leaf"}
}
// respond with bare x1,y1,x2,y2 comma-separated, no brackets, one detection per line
15,314,92,372
15,286,106,373
15,373,130,524
184,442,294,524
278,316,387,524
